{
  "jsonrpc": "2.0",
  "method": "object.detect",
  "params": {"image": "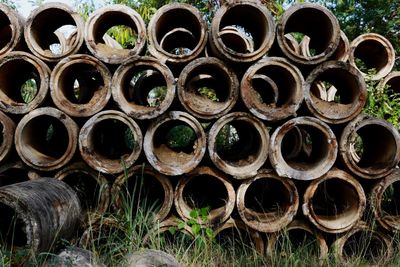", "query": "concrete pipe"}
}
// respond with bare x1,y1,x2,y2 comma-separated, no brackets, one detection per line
85,4,146,64
240,57,304,121
177,57,239,120
269,116,337,180
44,247,105,267
111,56,175,120
377,71,400,95
210,0,275,63
0,110,14,164
349,33,395,80
0,3,24,57
0,51,50,114
15,107,78,171
144,111,206,176
0,178,81,253
236,169,298,233
79,110,143,174
174,166,235,226
0,161,39,187
24,2,84,62
208,112,269,179
147,3,207,65
339,114,400,179
303,168,366,233
50,54,112,117
304,61,367,124
125,249,180,267
112,165,174,222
